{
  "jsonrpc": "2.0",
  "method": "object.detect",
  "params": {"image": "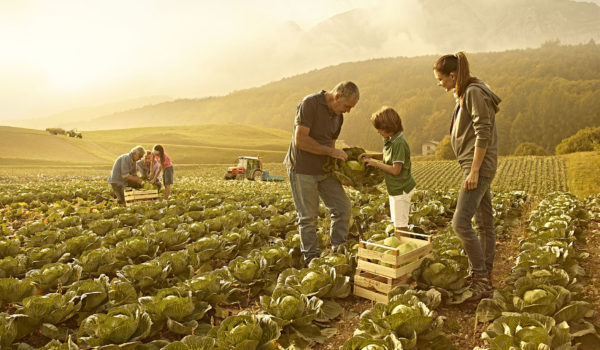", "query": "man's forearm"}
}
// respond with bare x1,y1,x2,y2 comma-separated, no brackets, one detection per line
123,174,139,182
296,134,335,156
